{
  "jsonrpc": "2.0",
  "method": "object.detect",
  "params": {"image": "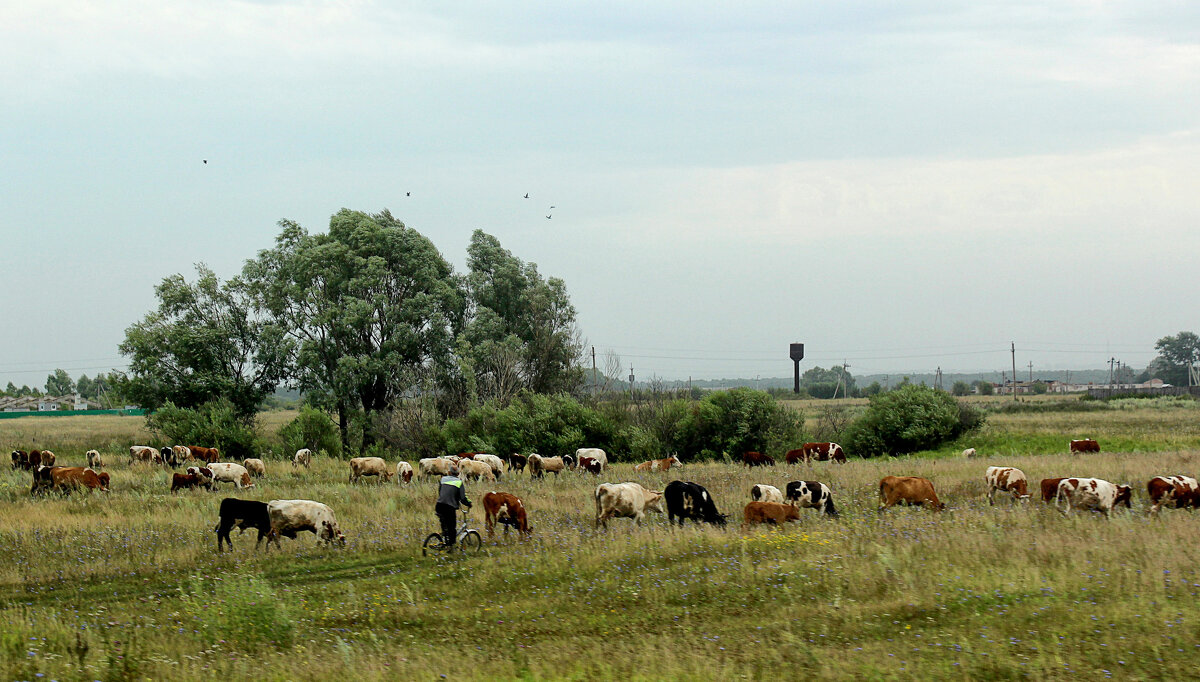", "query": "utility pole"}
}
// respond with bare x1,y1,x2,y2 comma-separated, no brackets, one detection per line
1011,342,1018,401
591,346,597,395
934,367,943,391
628,365,635,398
832,360,850,399
1028,361,1033,384
1108,357,1116,396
